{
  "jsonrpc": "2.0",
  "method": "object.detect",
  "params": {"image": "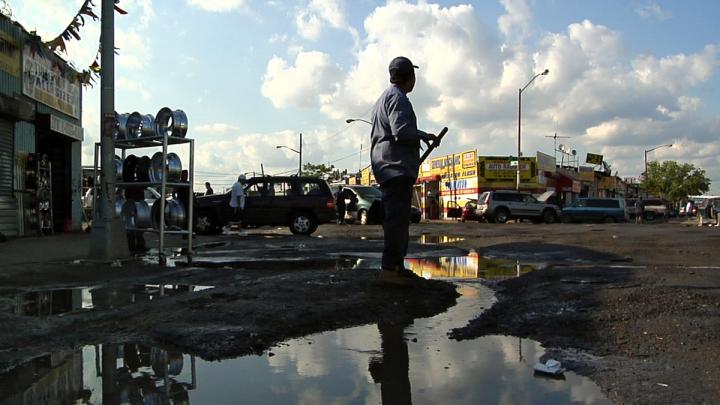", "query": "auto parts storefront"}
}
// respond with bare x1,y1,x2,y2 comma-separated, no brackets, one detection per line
417,150,479,219
16,37,84,235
